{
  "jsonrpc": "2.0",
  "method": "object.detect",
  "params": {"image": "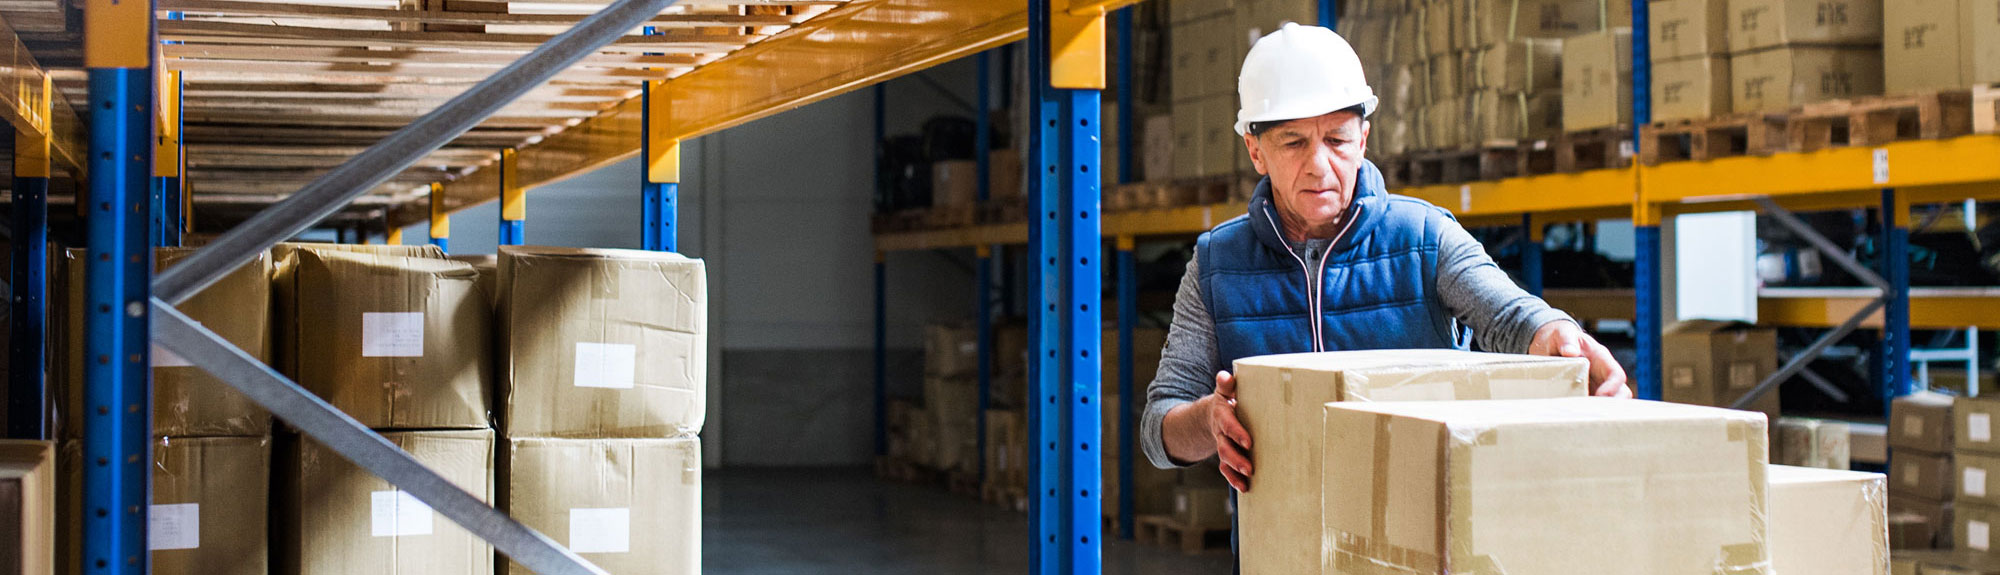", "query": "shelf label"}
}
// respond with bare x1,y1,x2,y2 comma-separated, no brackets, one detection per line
1873,148,1889,184
1458,185,1471,213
